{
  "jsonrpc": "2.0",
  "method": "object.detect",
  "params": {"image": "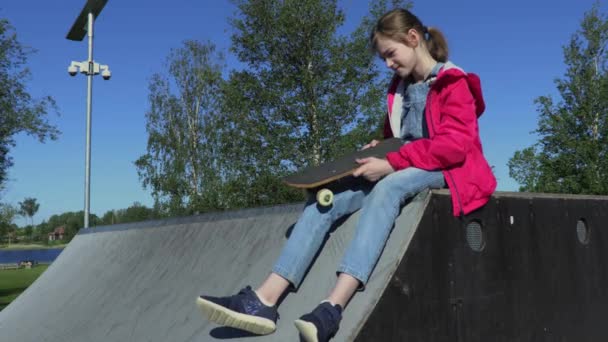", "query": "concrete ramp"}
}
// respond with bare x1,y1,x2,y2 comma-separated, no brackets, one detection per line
3,190,608,341
0,191,431,342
